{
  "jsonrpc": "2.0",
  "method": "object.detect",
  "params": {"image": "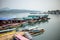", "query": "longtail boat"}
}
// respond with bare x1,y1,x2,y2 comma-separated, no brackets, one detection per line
14,33,29,40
